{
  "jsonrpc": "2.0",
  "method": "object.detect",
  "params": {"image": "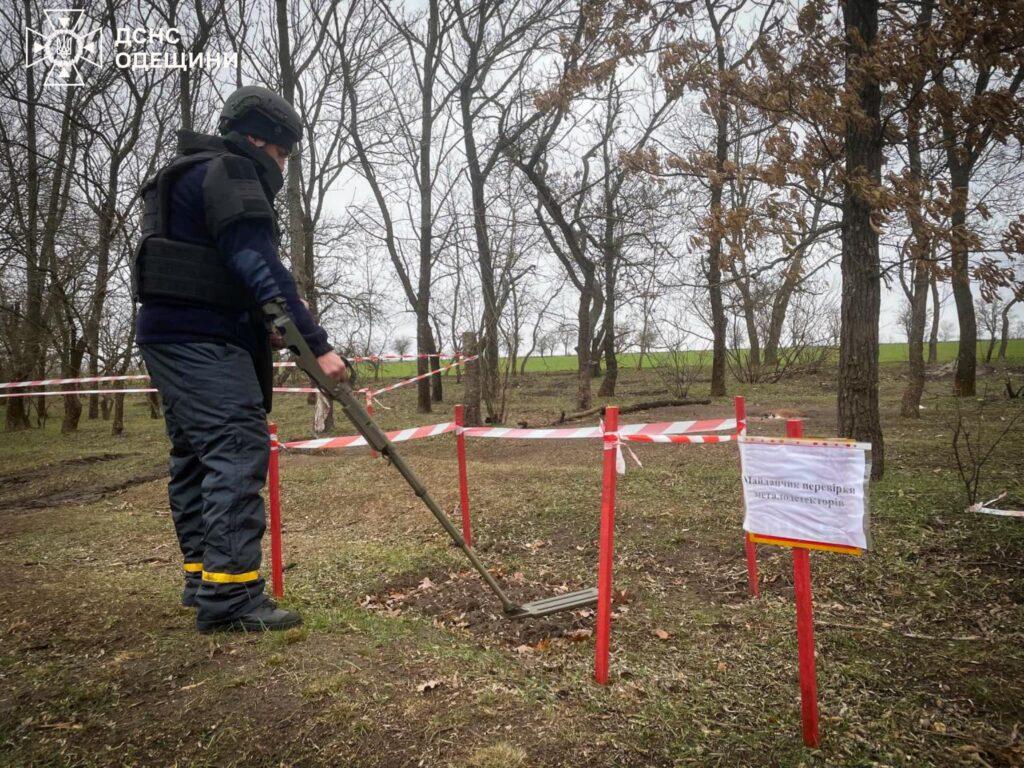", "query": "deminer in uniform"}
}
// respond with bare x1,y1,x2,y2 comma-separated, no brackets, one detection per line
133,86,349,632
